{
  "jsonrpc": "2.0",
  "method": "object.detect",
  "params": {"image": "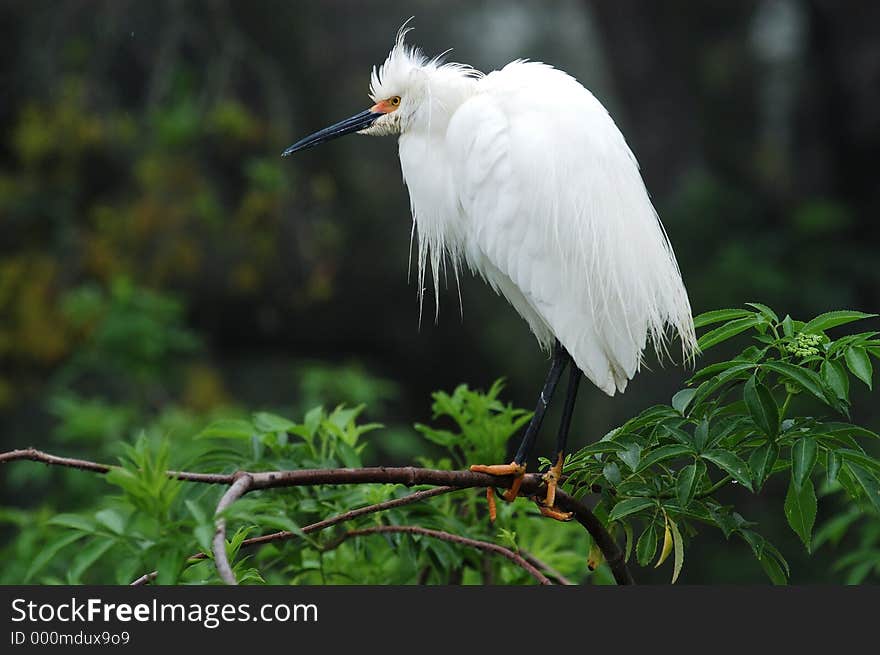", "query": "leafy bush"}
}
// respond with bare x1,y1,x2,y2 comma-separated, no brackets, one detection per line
565,305,880,583
1,305,878,585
